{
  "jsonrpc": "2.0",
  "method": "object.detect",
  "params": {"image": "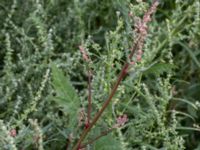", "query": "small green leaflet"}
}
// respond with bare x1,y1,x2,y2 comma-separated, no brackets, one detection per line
143,62,176,76
51,63,80,117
